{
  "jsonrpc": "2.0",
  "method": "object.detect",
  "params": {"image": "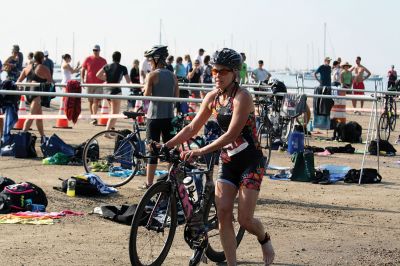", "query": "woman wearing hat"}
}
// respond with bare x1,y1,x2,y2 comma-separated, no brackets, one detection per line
340,62,353,91
332,61,353,122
